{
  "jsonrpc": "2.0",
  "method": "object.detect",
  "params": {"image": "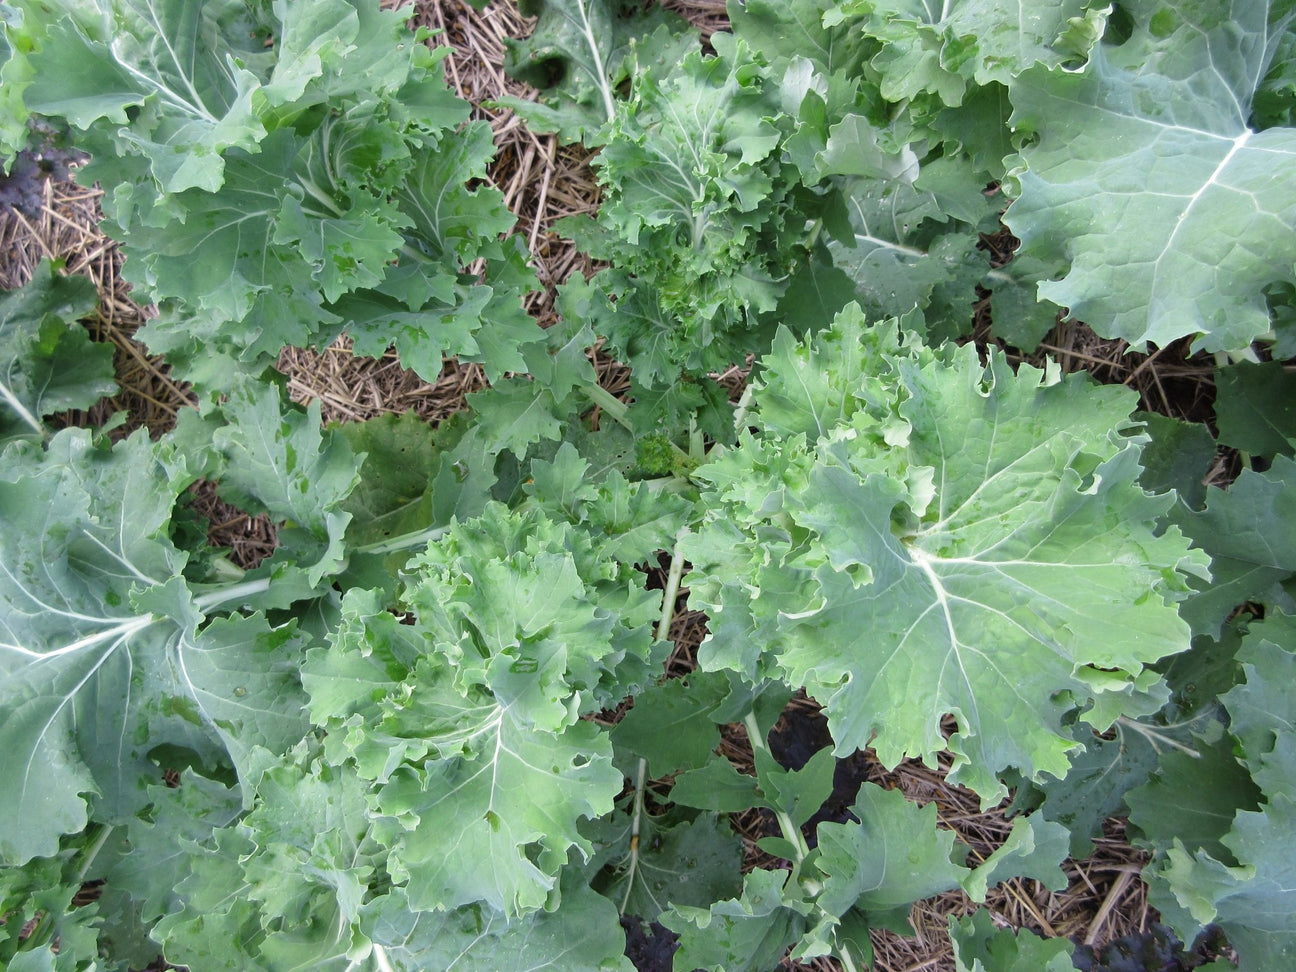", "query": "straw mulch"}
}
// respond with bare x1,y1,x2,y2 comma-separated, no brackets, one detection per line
0,2,1220,970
